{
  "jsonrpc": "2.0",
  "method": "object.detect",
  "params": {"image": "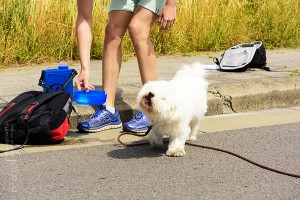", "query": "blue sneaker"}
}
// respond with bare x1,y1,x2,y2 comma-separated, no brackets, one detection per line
77,105,122,133
123,111,151,133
